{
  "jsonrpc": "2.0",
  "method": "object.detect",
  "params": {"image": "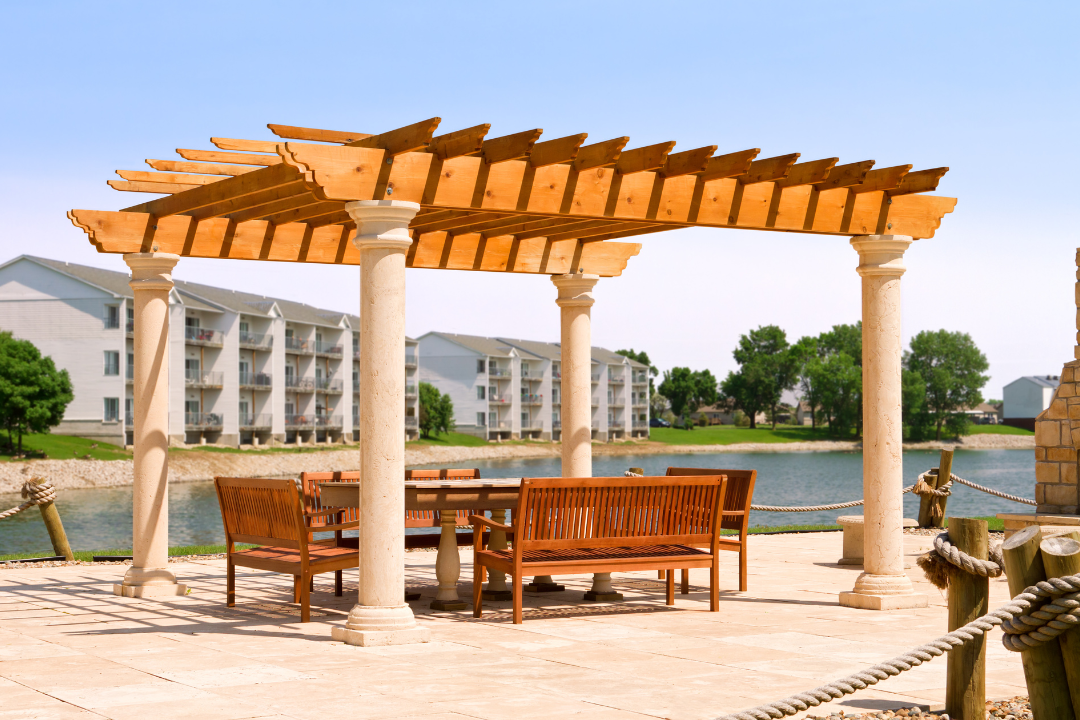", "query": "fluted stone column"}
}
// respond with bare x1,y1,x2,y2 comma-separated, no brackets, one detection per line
116,253,186,598
332,200,429,646
839,235,927,611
